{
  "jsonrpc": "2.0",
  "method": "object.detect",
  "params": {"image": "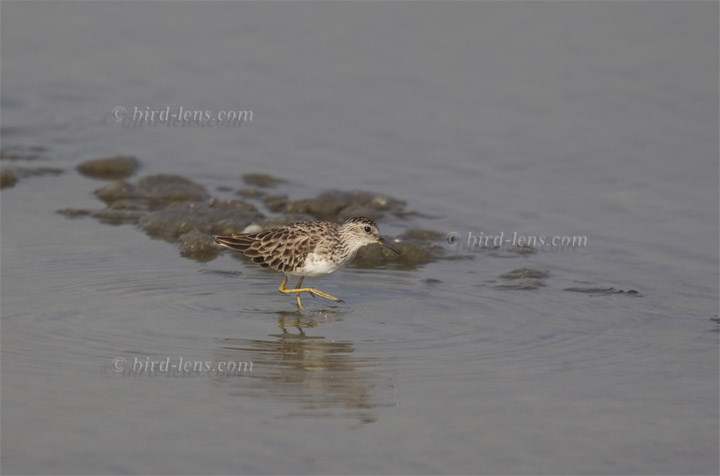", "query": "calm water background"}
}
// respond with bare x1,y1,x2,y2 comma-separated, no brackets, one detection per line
1,2,718,474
